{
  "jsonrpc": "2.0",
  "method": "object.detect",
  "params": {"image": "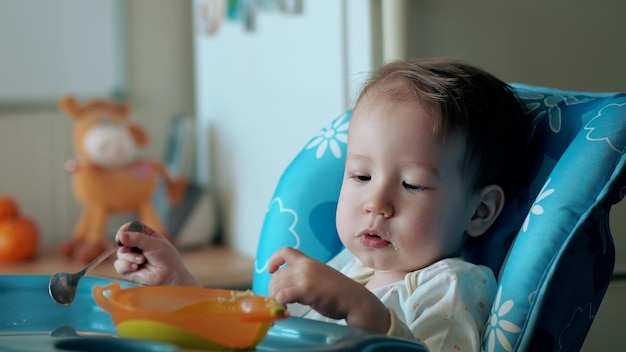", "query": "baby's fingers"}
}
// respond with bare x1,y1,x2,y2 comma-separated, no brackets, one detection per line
117,246,144,263
114,258,139,275
267,255,286,274
270,285,303,305
267,247,307,273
